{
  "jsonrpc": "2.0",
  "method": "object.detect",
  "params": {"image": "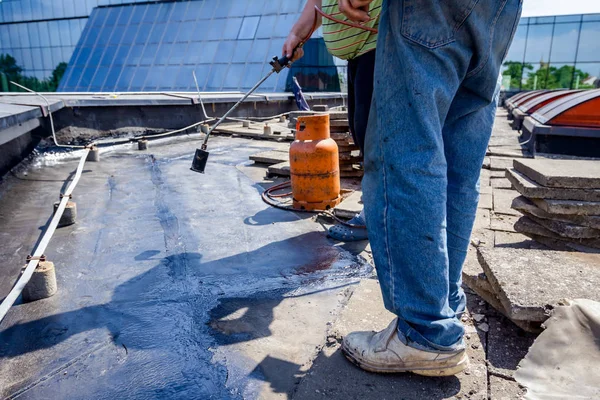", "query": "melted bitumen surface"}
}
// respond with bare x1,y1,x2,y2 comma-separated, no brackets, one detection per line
0,136,371,399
